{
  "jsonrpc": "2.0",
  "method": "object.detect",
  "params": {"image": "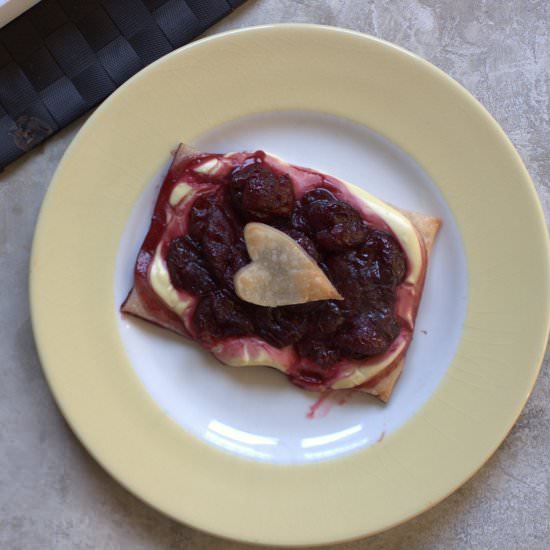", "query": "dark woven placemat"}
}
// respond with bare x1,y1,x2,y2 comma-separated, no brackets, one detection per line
0,0,247,170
